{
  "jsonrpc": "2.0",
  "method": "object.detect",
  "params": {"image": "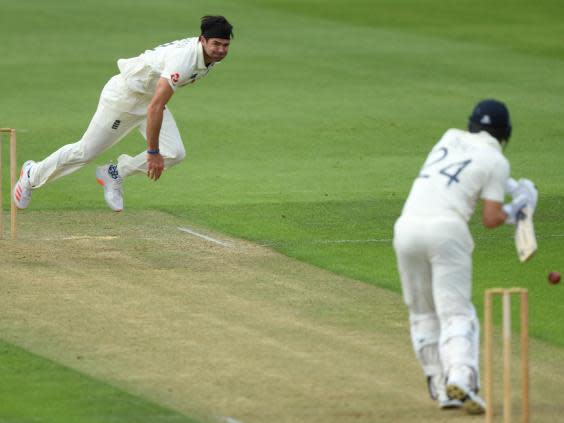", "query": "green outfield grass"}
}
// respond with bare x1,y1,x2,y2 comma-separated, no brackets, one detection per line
0,340,201,423
1,0,563,421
